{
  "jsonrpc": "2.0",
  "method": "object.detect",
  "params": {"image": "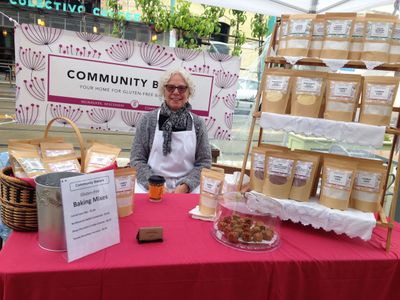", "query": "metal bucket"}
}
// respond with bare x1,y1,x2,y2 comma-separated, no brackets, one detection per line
35,172,82,251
